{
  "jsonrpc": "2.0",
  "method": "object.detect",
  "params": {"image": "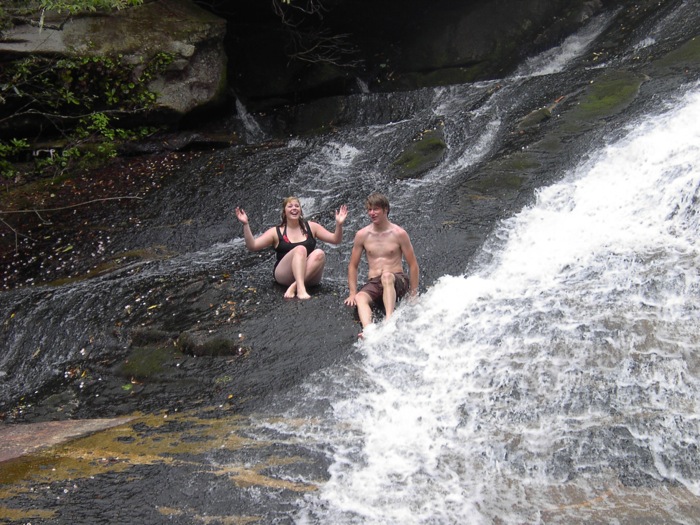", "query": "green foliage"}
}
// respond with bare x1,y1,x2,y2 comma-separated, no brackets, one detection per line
0,139,30,180
0,0,156,178
33,147,82,174
0,7,8,34
39,0,143,14
0,3,34,34
2,50,172,176
0,1,144,33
